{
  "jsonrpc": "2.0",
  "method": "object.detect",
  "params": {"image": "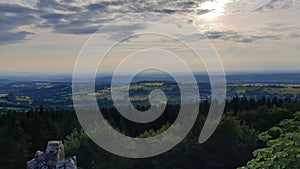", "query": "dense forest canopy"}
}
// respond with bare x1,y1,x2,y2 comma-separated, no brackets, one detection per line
0,97,299,169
